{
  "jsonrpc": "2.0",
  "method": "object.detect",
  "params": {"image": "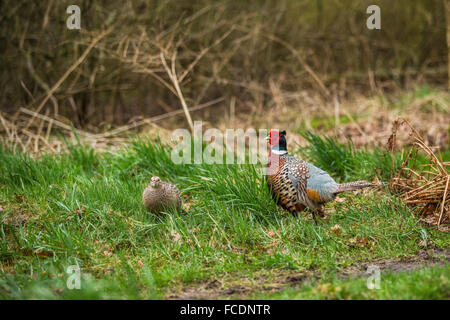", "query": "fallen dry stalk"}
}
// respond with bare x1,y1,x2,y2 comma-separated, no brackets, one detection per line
389,118,450,229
